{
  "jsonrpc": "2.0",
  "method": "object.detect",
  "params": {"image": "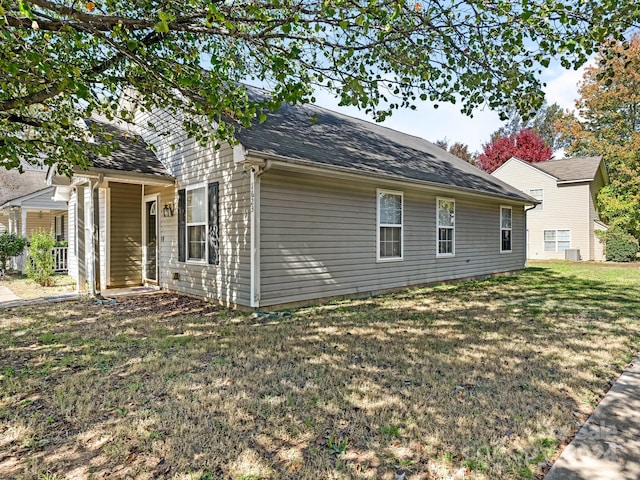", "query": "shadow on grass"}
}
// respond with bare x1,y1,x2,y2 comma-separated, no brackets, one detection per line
1,265,639,479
